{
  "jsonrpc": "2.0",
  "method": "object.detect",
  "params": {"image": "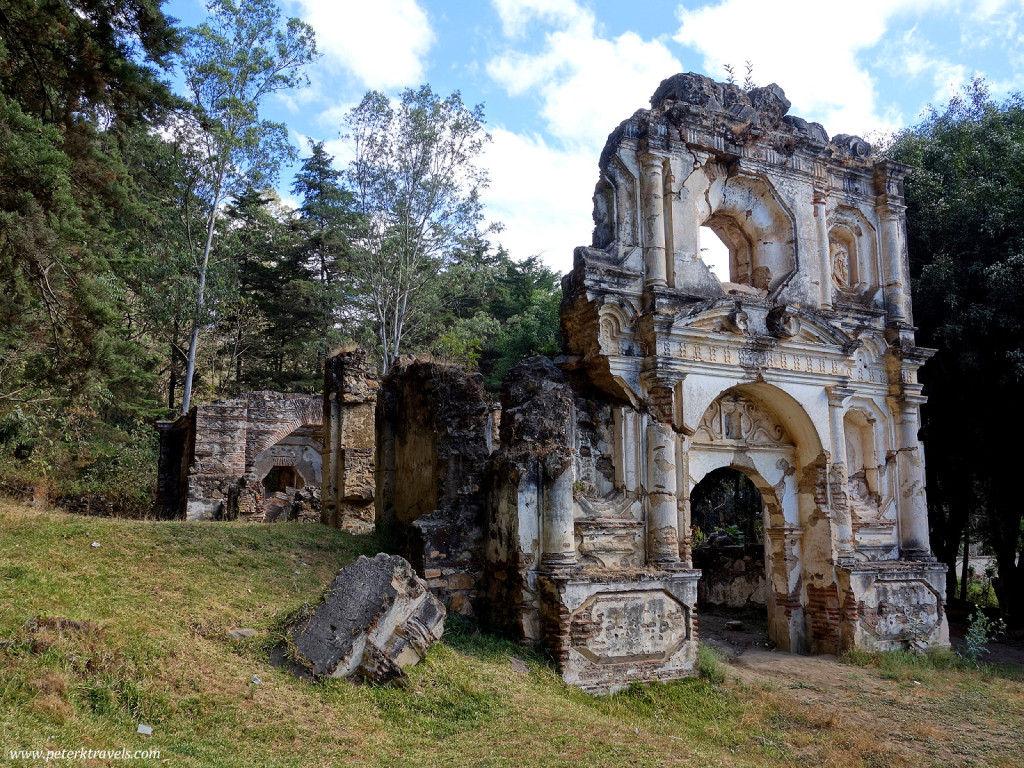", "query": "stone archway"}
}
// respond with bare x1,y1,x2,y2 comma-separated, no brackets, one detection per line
690,467,767,612
688,384,834,654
